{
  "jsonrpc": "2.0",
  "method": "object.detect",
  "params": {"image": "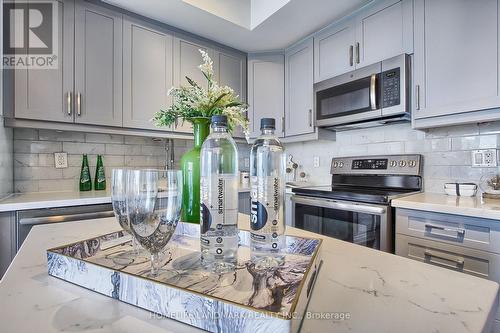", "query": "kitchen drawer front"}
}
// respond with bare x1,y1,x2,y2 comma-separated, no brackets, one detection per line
396,234,500,320
396,208,500,254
